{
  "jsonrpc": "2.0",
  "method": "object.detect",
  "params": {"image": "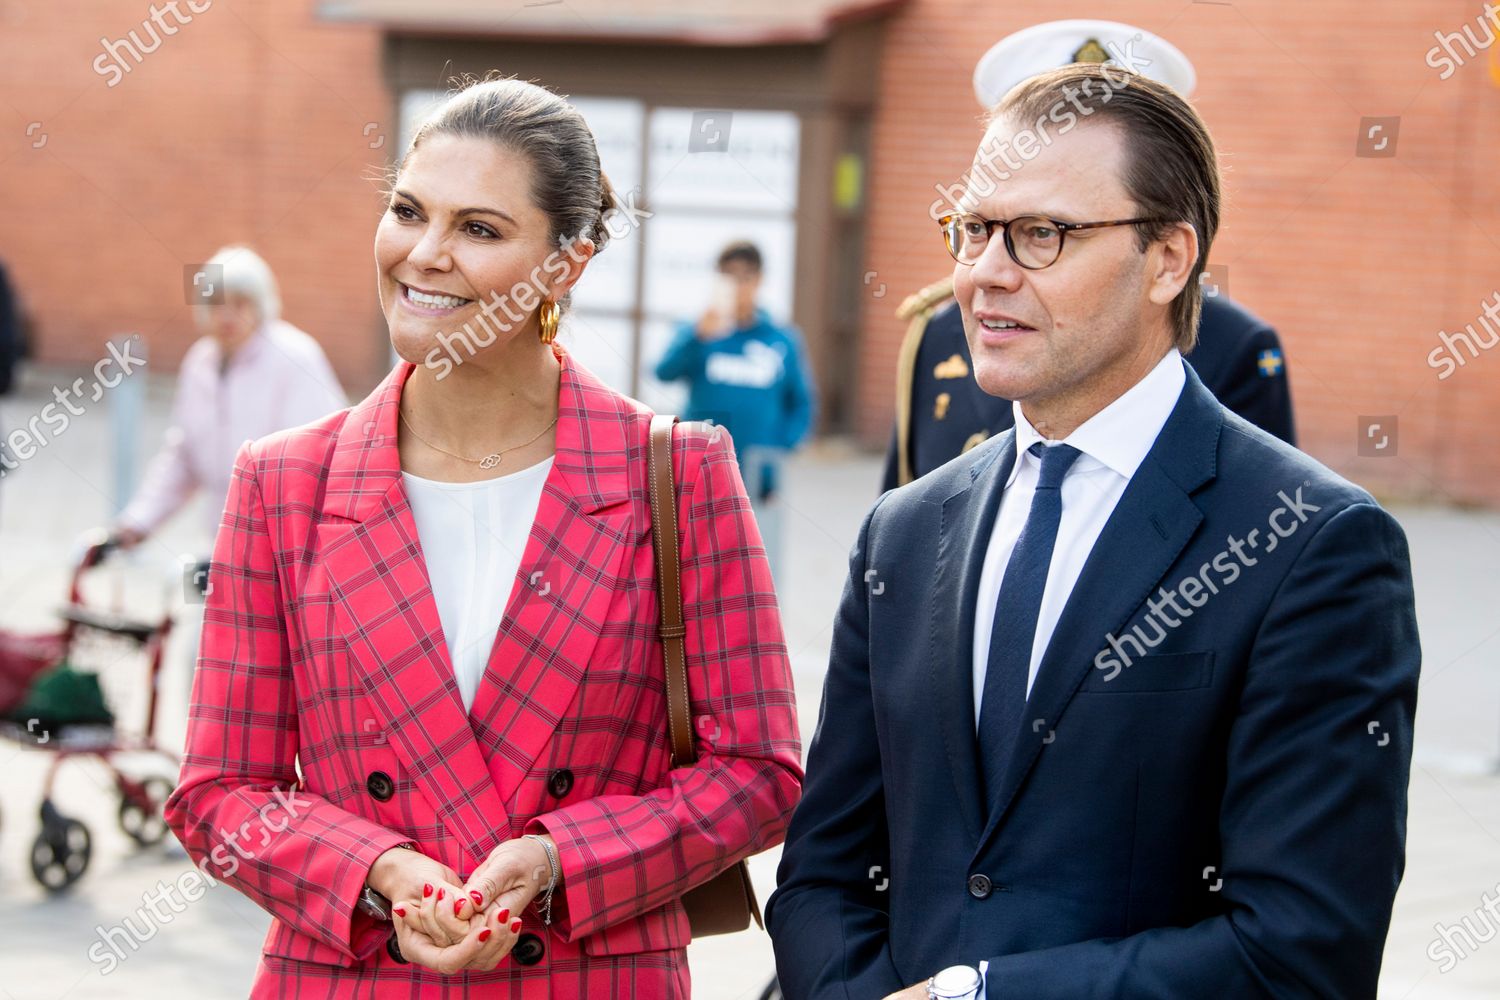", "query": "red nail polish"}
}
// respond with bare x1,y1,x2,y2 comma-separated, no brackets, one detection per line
393,906,407,918
423,883,433,898
508,918,522,933
496,908,510,923
478,929,492,943
453,899,464,918
436,888,444,901
470,891,484,908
